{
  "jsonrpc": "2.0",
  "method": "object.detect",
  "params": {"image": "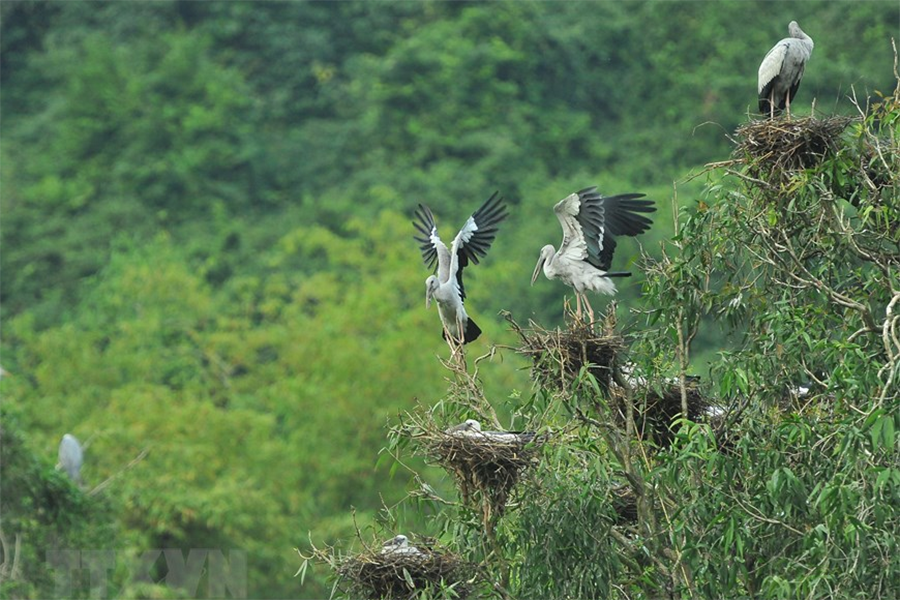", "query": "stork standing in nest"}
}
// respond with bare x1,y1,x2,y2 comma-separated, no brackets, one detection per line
758,21,814,119
531,187,655,322
414,193,508,346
